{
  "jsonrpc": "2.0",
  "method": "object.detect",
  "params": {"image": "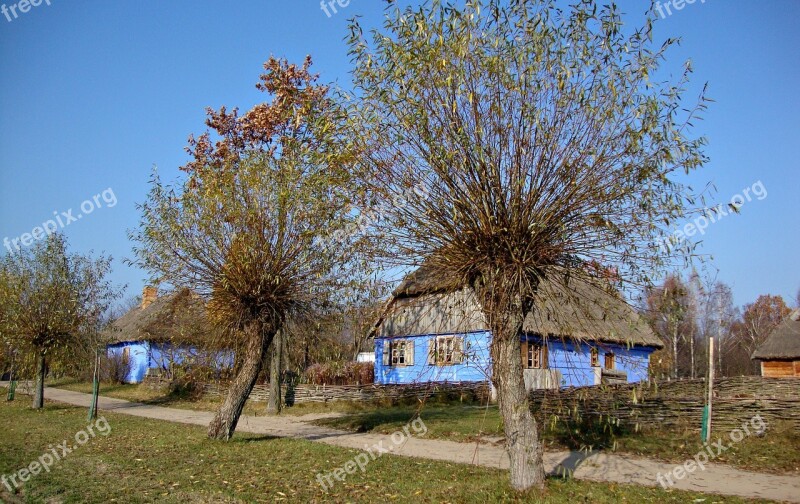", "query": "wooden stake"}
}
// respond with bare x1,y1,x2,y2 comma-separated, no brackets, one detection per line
706,335,715,442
